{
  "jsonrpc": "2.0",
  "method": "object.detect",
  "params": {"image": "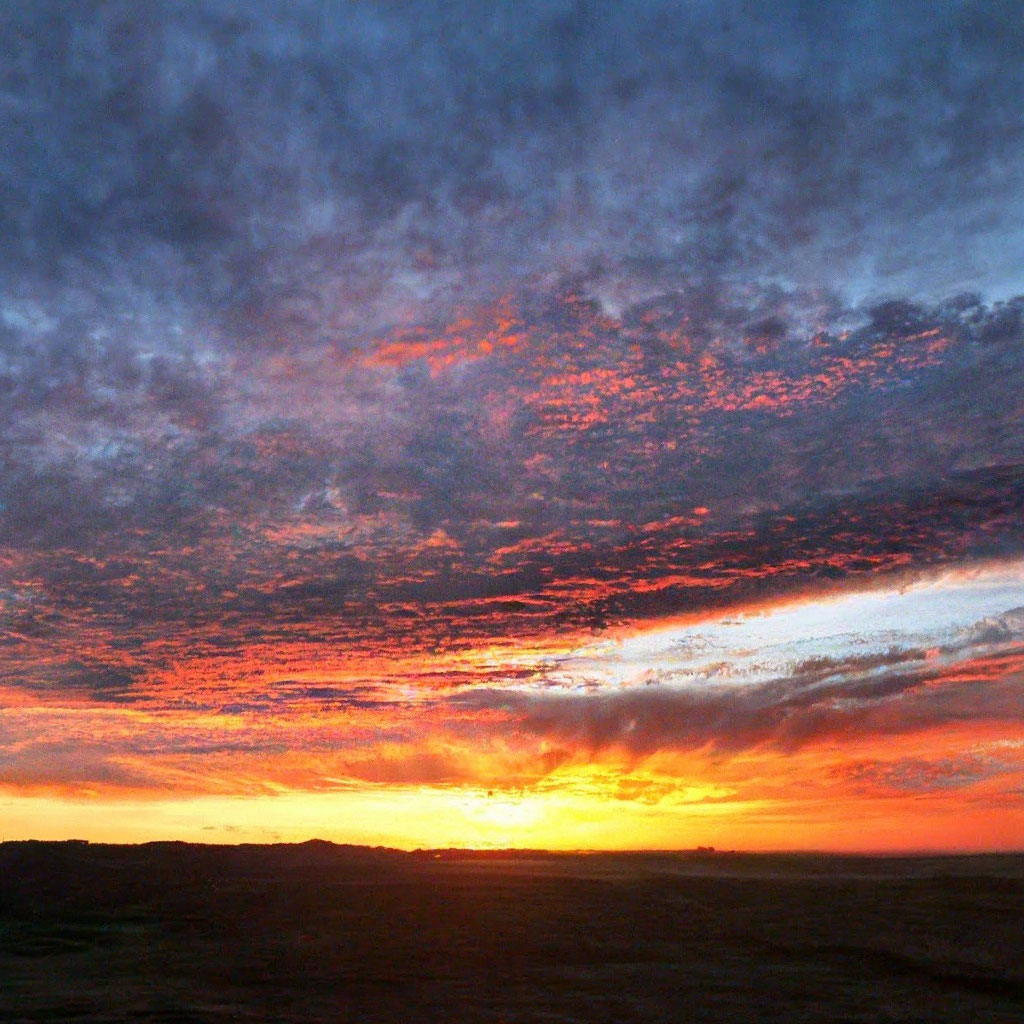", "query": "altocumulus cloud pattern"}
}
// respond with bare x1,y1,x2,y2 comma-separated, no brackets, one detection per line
1,0,1023,850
